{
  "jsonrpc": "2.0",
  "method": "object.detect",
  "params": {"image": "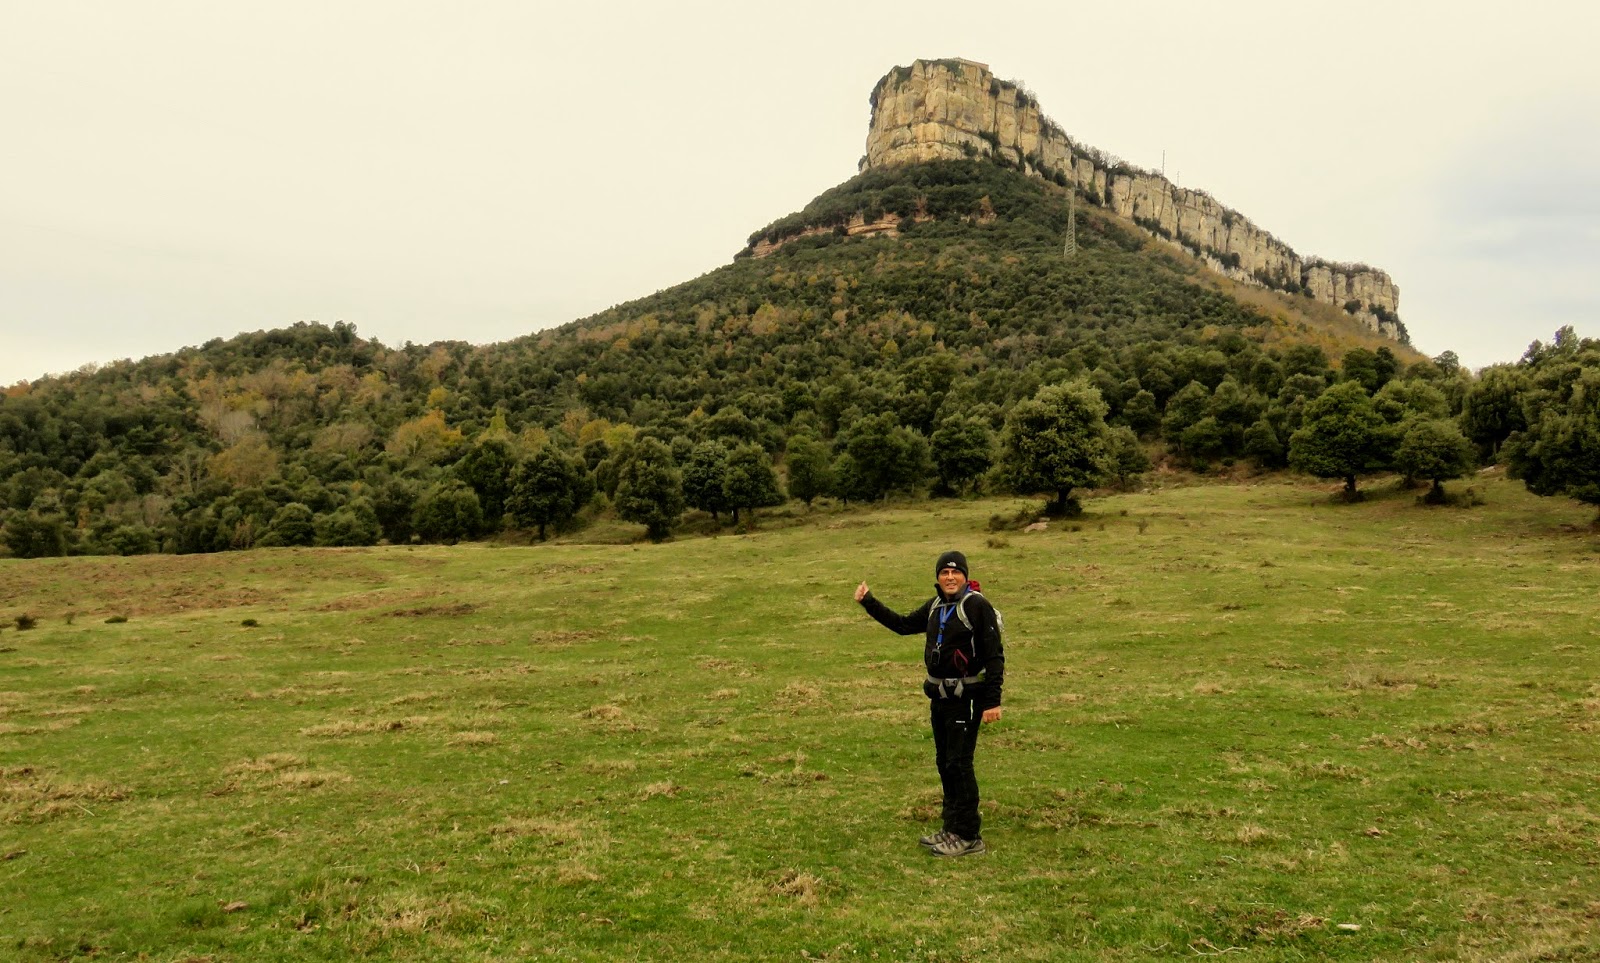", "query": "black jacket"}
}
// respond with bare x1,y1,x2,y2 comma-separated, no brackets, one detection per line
860,587,1004,711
